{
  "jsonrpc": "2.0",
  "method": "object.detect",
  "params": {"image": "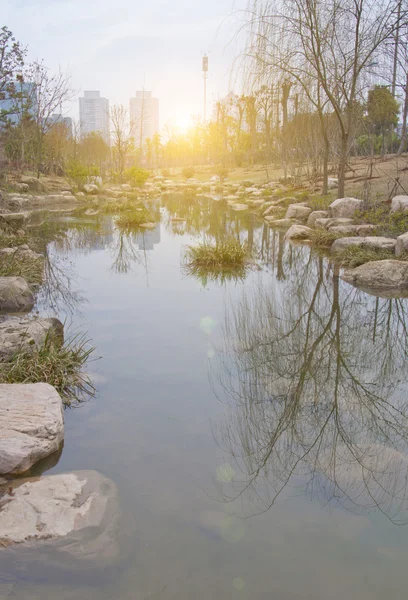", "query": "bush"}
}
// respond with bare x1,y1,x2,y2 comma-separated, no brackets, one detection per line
124,167,150,188
161,168,170,177
215,165,229,182
65,161,99,188
182,166,195,180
